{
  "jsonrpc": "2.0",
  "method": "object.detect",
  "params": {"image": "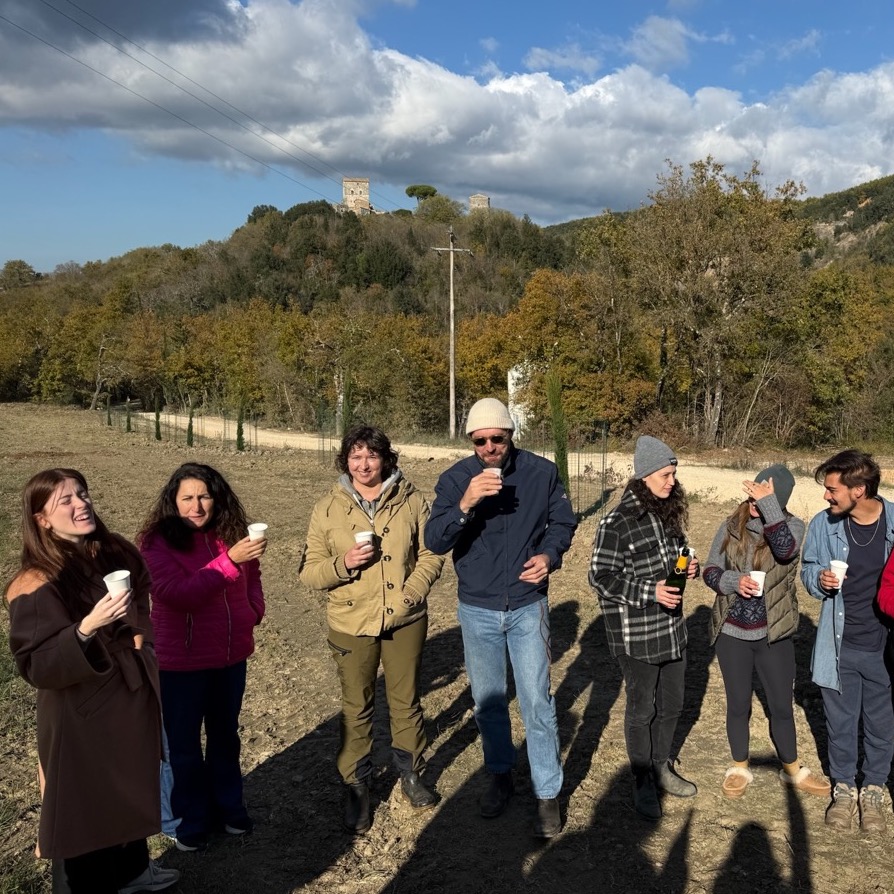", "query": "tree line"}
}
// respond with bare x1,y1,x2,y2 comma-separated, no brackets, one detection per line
2,158,894,448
